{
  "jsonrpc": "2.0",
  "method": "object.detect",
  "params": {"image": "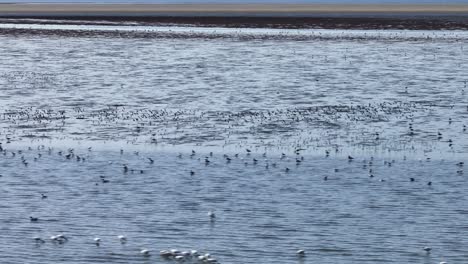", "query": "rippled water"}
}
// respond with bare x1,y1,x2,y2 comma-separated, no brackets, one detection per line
0,23,467,263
